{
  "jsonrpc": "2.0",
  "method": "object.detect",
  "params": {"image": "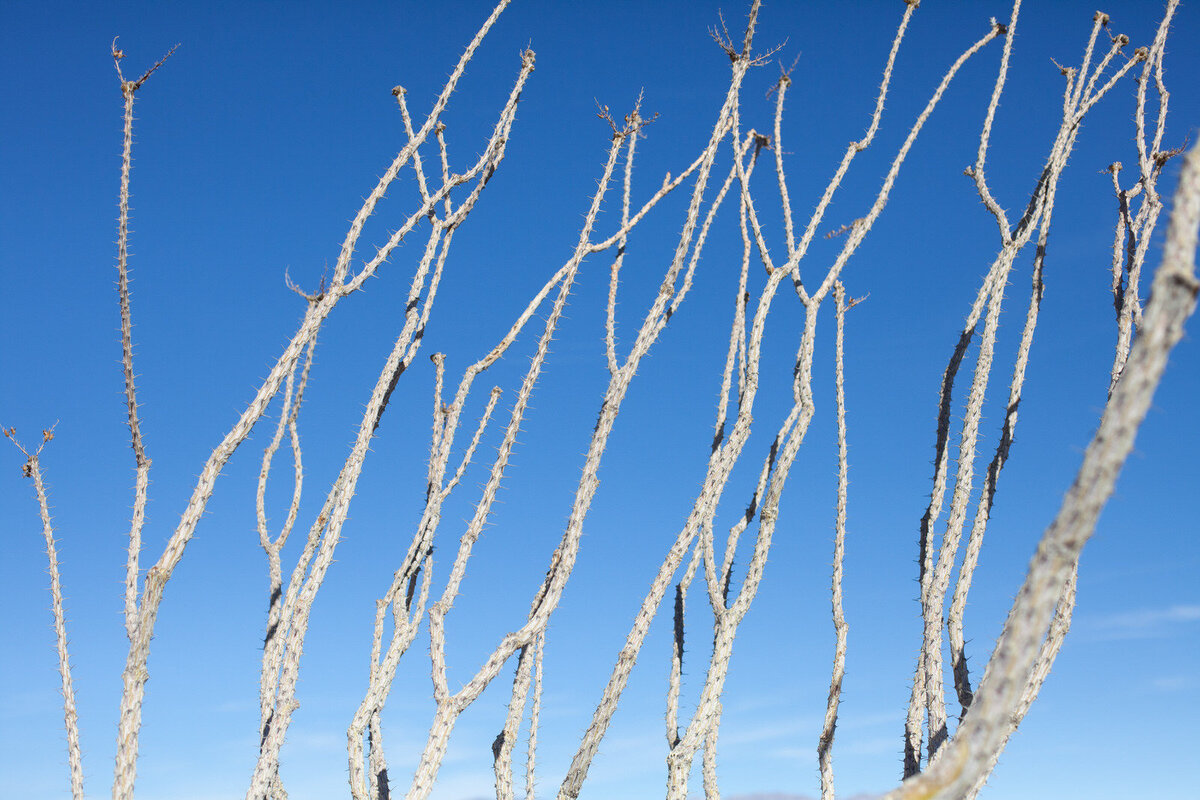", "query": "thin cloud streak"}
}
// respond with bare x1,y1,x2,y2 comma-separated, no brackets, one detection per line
1086,604,1200,639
